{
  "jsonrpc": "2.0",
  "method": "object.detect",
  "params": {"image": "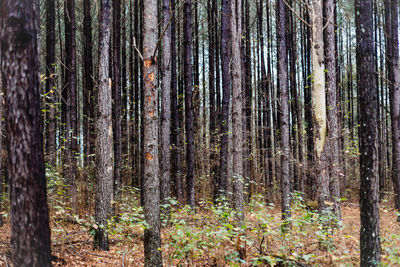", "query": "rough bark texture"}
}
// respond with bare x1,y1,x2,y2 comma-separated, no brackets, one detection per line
386,0,400,219
231,0,244,223
143,0,162,264
184,0,195,207
83,0,94,167
355,0,381,265
170,0,183,203
95,0,114,251
219,0,231,197
0,0,52,265
277,0,291,222
161,0,172,211
311,0,330,213
112,0,122,203
208,0,217,199
64,0,78,211
324,0,341,219
45,0,56,162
